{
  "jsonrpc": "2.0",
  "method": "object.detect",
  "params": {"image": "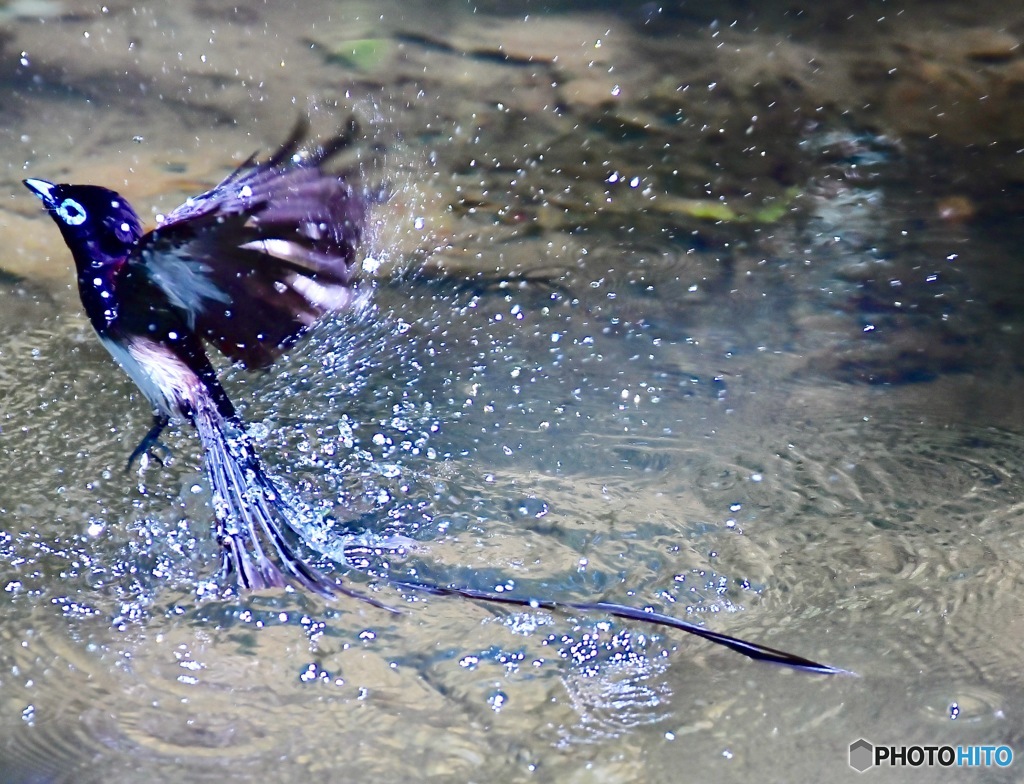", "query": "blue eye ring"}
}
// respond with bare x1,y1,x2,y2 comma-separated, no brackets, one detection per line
57,198,87,226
